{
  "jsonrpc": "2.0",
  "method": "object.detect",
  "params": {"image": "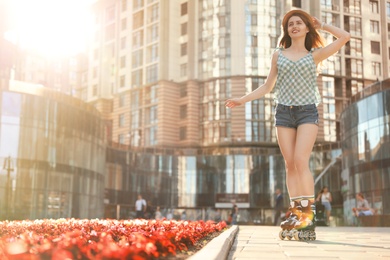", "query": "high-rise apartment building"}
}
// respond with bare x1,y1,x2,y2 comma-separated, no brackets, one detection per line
87,0,390,222
89,0,389,148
